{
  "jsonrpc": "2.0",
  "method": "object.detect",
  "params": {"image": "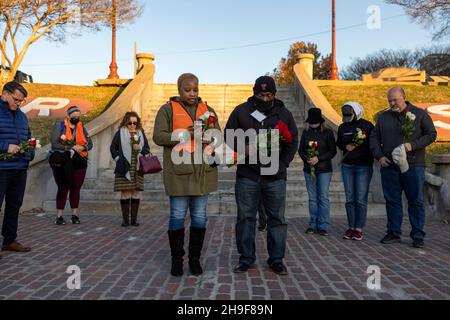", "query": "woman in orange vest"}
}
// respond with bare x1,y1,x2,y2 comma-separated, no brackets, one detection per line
50,106,93,225
153,73,220,277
